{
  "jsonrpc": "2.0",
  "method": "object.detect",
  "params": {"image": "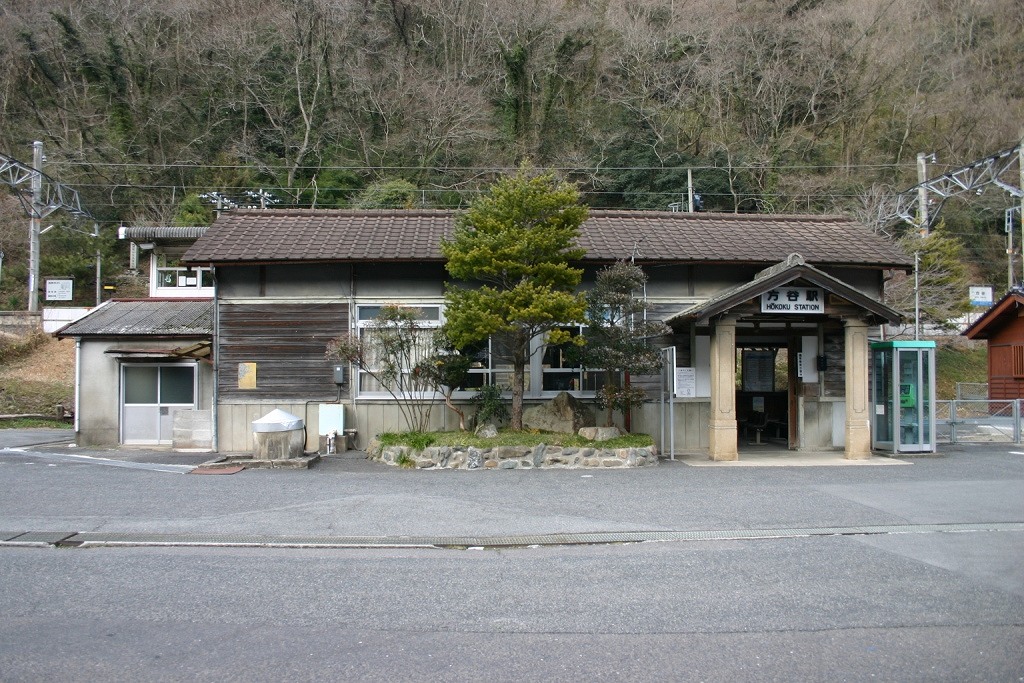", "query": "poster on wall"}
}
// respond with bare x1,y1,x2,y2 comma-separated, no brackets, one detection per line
742,350,775,392
674,367,696,398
